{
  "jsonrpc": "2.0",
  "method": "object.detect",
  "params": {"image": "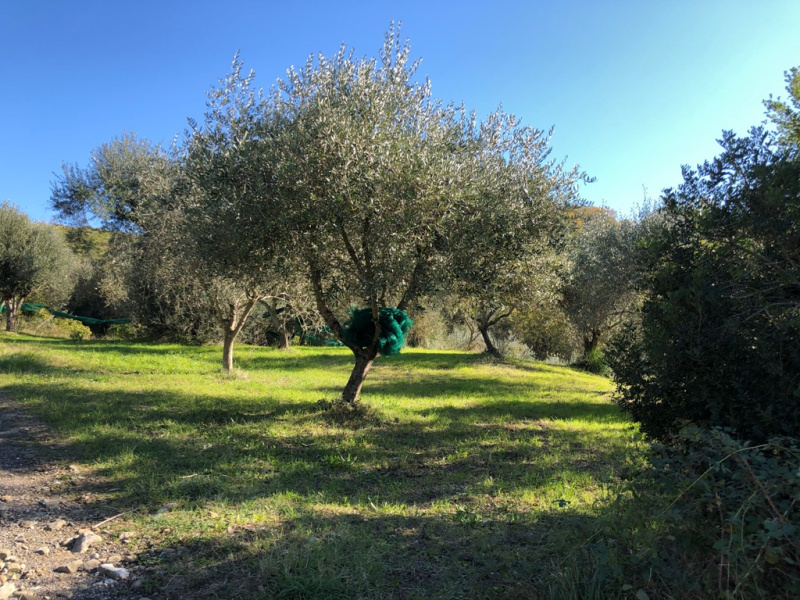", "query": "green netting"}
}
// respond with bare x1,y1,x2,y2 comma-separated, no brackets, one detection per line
341,307,414,356
1,303,132,327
